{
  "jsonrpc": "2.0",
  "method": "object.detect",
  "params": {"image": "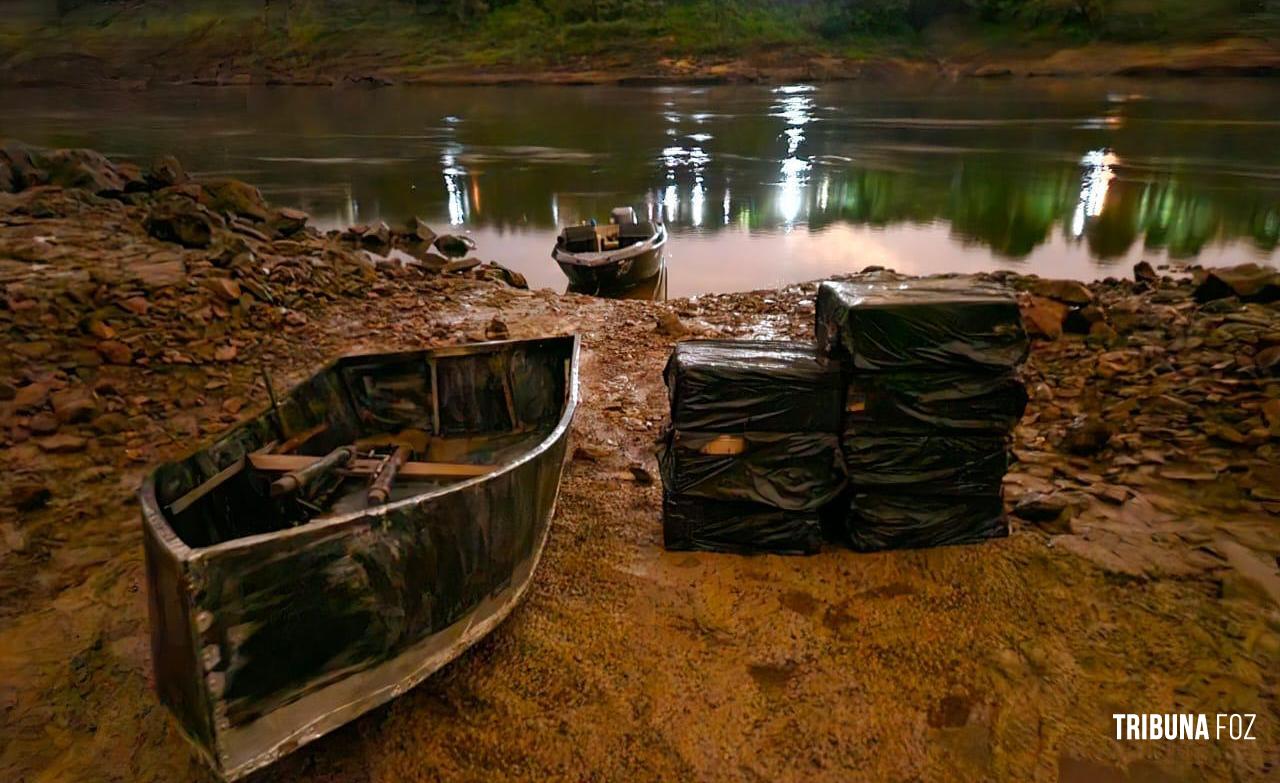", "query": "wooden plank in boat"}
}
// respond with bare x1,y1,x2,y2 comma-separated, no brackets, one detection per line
249,453,493,478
